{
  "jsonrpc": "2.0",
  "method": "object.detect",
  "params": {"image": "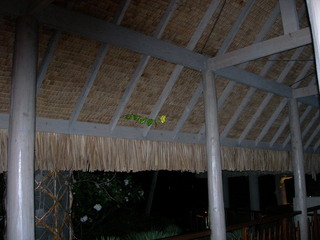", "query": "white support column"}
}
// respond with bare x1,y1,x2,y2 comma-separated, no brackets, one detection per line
249,175,260,212
289,98,308,240
306,0,320,92
7,16,38,240
203,70,226,240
